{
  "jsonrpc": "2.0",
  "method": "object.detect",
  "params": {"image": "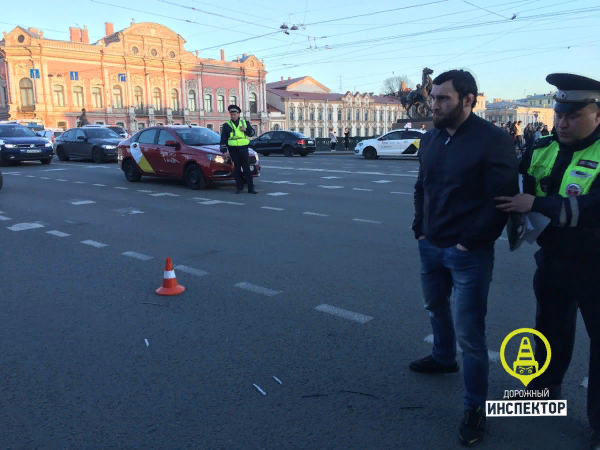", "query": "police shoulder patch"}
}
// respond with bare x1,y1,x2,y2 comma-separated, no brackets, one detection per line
577,159,599,170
